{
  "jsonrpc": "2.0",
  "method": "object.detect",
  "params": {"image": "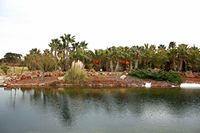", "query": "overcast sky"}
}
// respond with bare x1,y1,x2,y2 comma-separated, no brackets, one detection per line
0,0,200,57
